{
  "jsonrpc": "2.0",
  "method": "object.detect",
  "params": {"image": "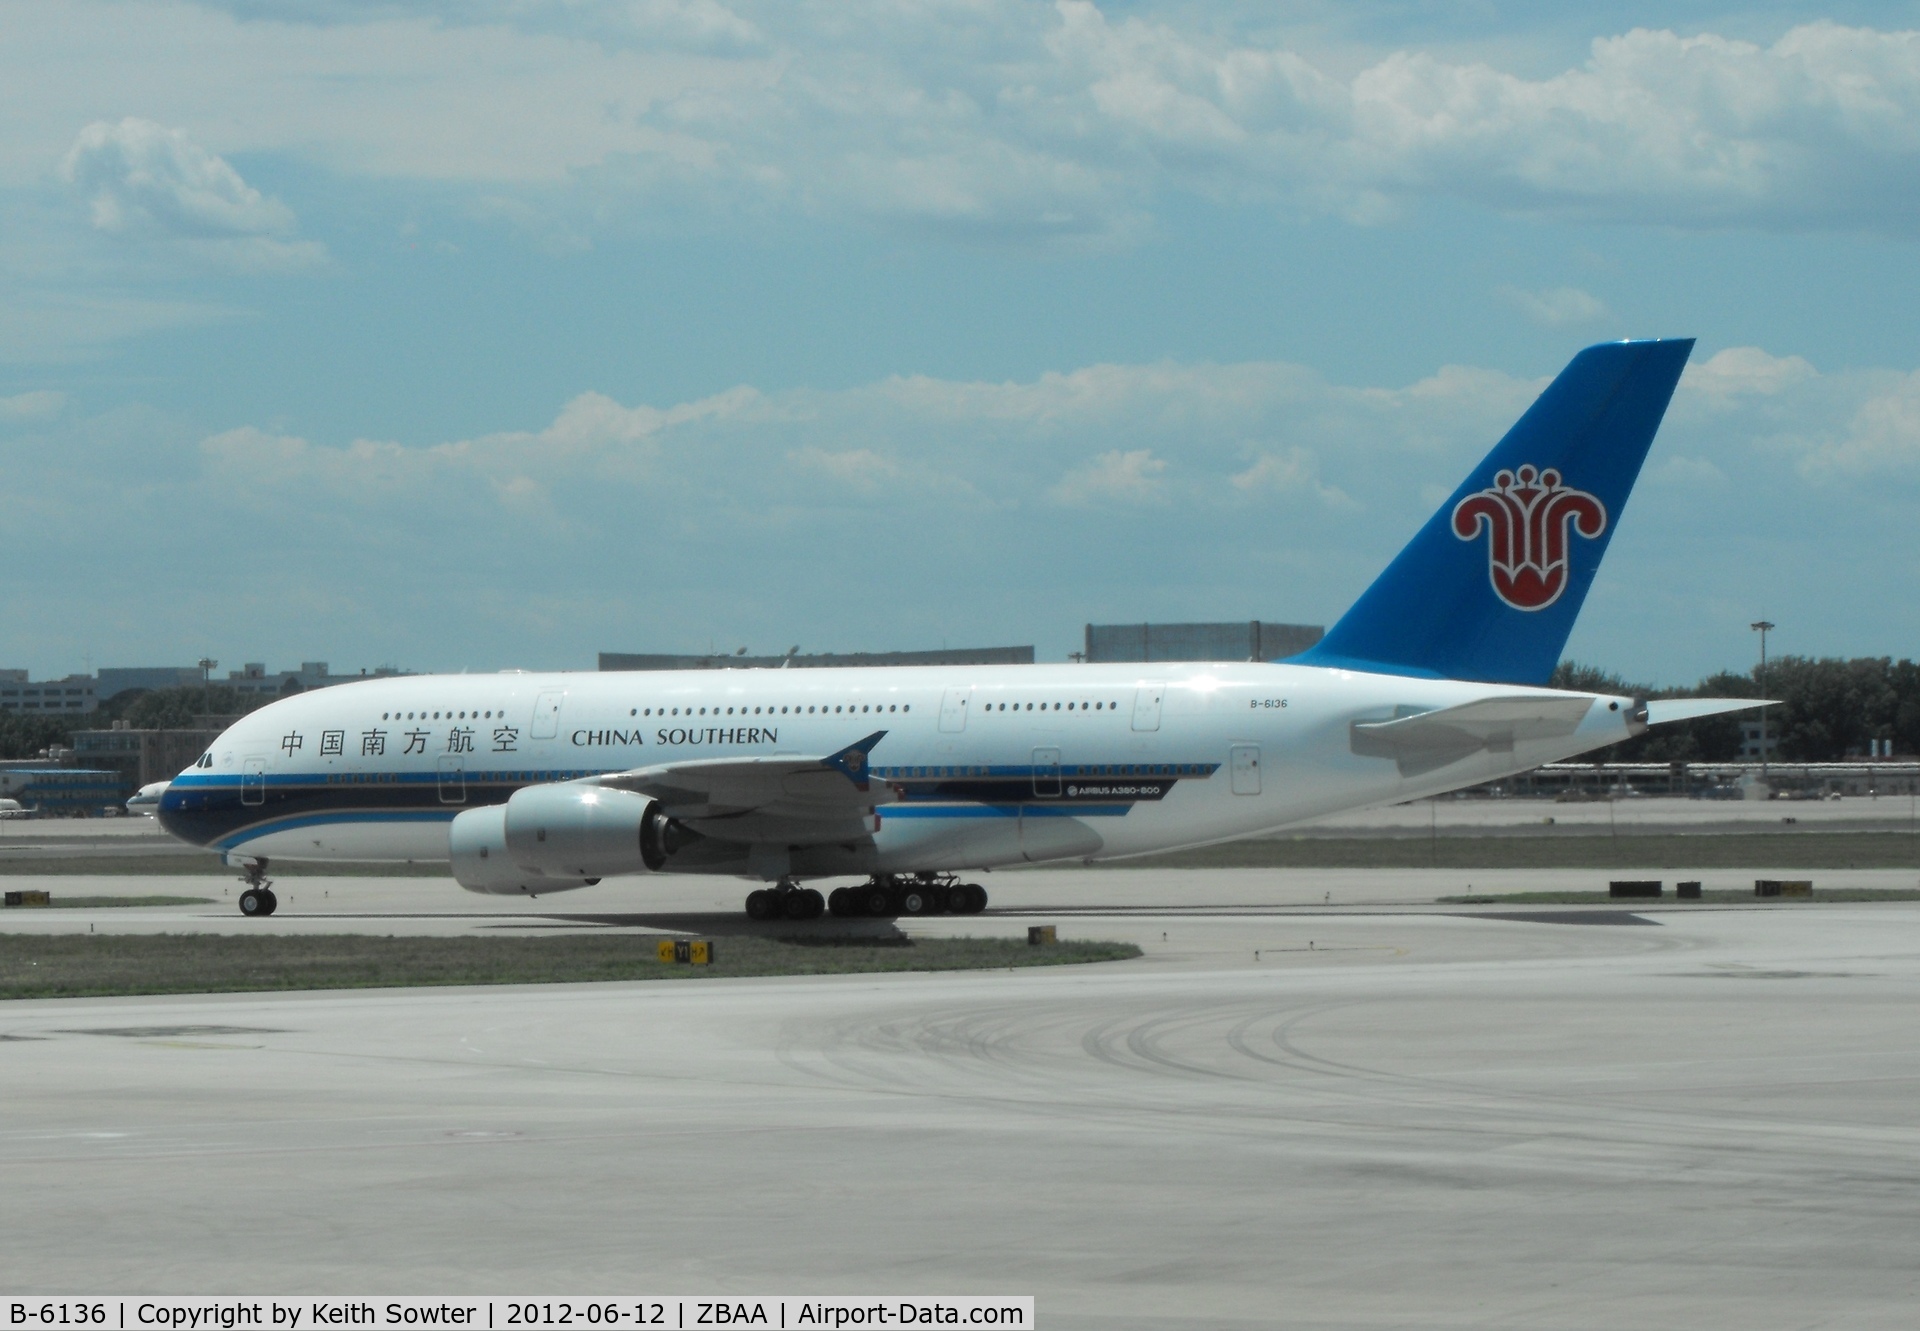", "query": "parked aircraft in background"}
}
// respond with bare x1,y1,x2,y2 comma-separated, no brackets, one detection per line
0,798,30,820
126,781,169,817
159,339,1763,918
